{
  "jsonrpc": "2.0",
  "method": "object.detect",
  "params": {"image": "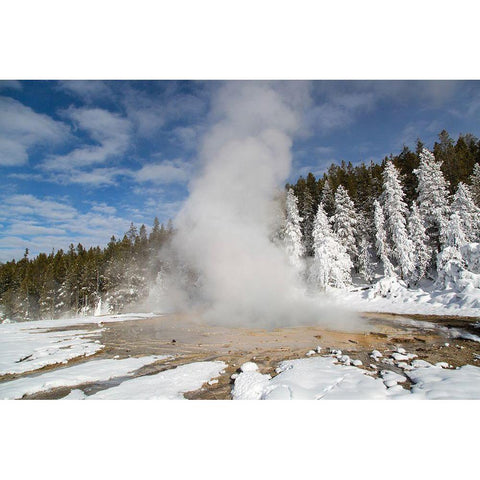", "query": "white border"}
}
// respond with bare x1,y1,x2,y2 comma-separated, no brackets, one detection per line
1,0,479,79
1,1,479,477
